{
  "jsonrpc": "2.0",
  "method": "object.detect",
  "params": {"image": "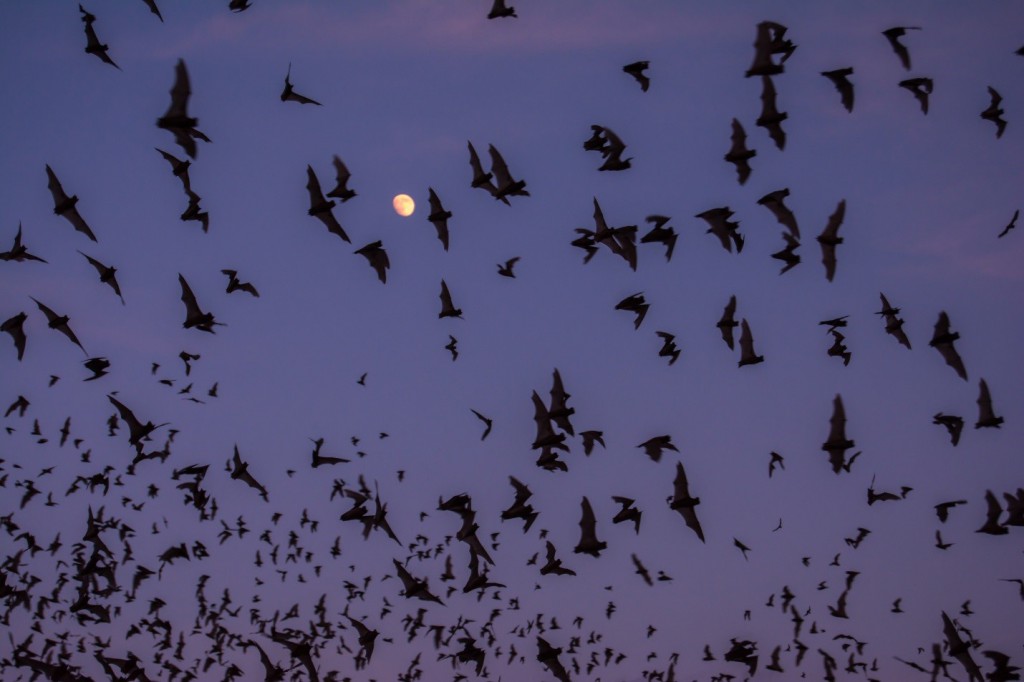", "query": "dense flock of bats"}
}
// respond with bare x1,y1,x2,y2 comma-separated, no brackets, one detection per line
1,2,1022,682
